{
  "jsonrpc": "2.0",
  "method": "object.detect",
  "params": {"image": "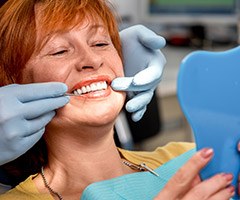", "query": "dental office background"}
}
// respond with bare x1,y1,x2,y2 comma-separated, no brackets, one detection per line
112,0,239,151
